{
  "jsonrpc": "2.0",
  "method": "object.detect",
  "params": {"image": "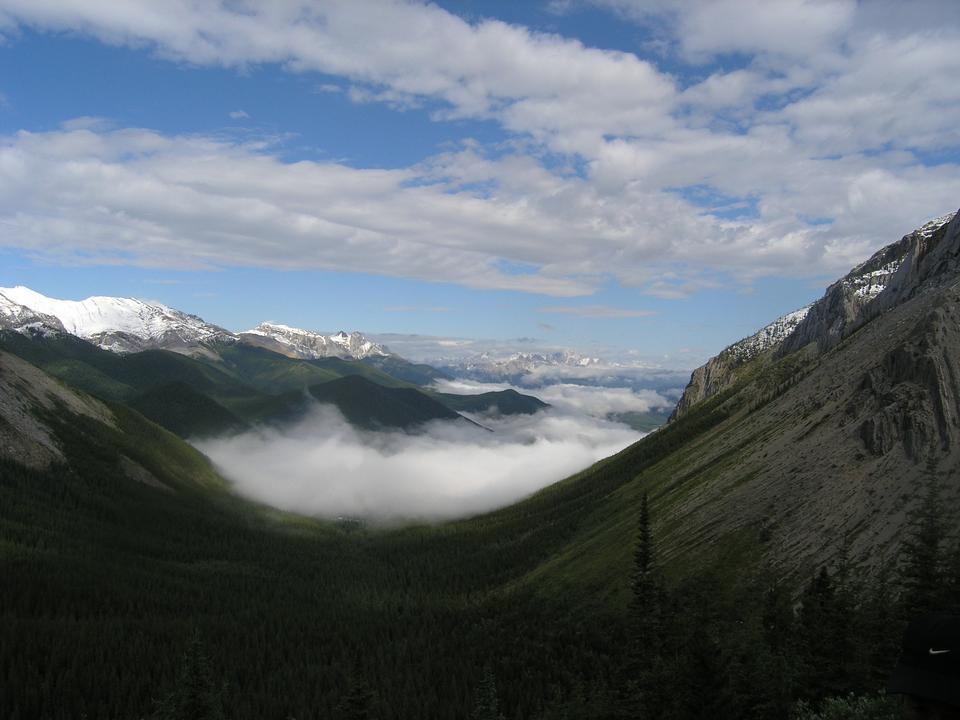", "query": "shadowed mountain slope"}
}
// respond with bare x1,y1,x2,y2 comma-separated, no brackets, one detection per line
518,210,960,600
303,374,474,430
433,388,548,416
